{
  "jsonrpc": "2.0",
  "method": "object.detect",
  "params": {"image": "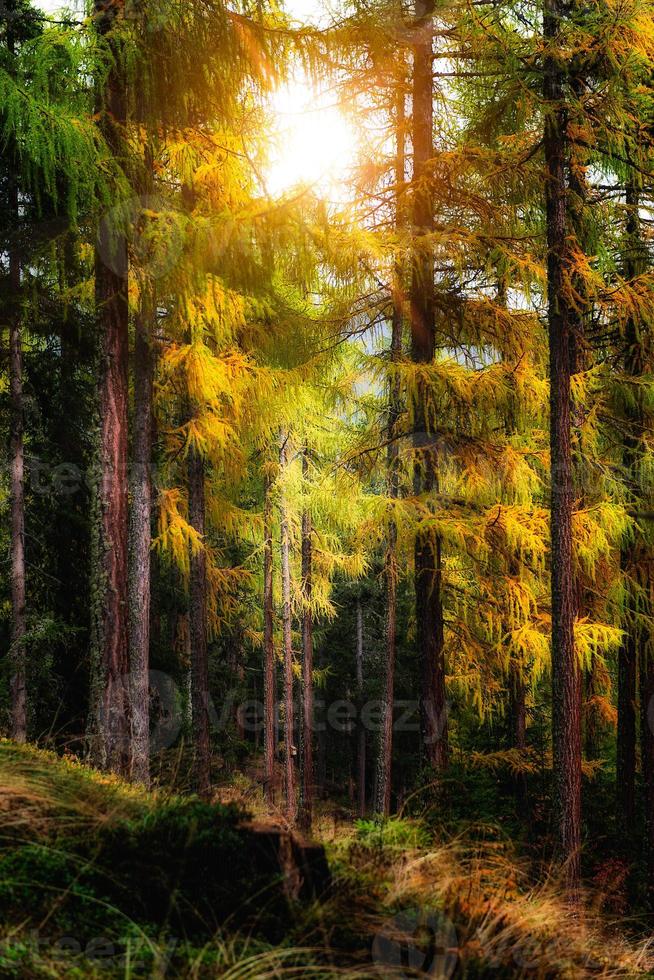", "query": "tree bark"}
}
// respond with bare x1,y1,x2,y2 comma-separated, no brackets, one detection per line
128,140,157,787
128,281,154,786
411,0,448,771
567,108,592,771
263,467,276,806
9,174,26,743
641,649,654,906
89,0,130,773
617,630,636,831
356,598,366,818
583,657,599,761
377,78,405,818
279,435,297,822
619,176,645,849
509,666,527,808
298,449,314,833
543,0,581,892
188,447,211,799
